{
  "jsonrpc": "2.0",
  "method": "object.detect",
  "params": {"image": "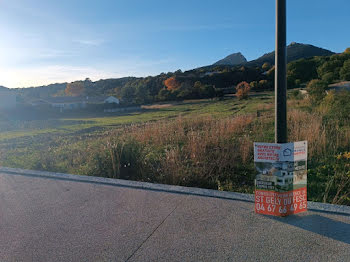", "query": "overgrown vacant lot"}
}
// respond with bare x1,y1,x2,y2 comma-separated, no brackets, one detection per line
1,91,349,205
